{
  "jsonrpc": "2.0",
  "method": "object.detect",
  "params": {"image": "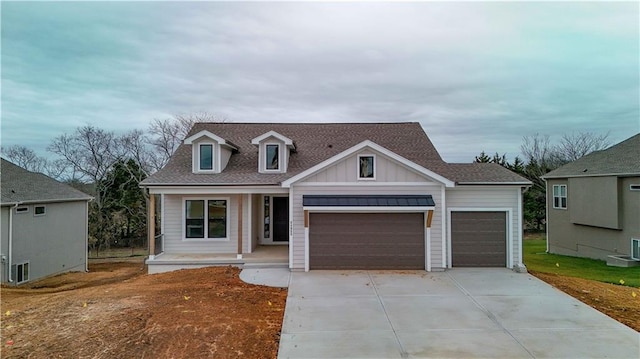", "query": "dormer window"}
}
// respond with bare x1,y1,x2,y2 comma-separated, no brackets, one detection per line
252,131,295,174
358,154,375,180
184,130,238,174
199,144,214,171
266,144,280,170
